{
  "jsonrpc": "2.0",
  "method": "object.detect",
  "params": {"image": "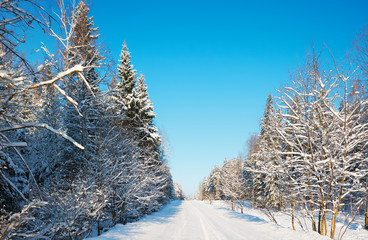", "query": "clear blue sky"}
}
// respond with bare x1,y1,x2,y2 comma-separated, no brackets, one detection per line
30,0,368,197
88,0,368,197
